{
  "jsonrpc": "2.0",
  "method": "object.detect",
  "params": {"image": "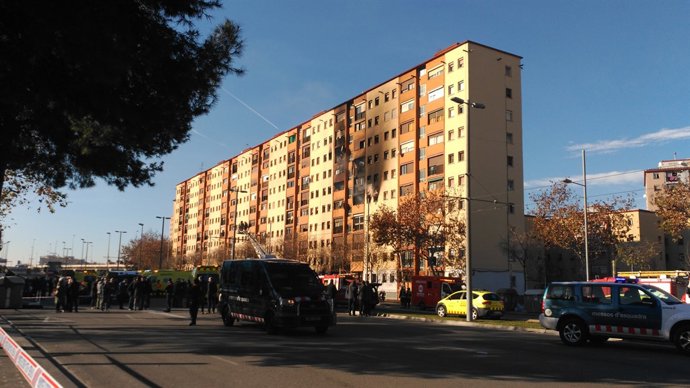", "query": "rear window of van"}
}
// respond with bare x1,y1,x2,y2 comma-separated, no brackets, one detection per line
546,285,575,301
